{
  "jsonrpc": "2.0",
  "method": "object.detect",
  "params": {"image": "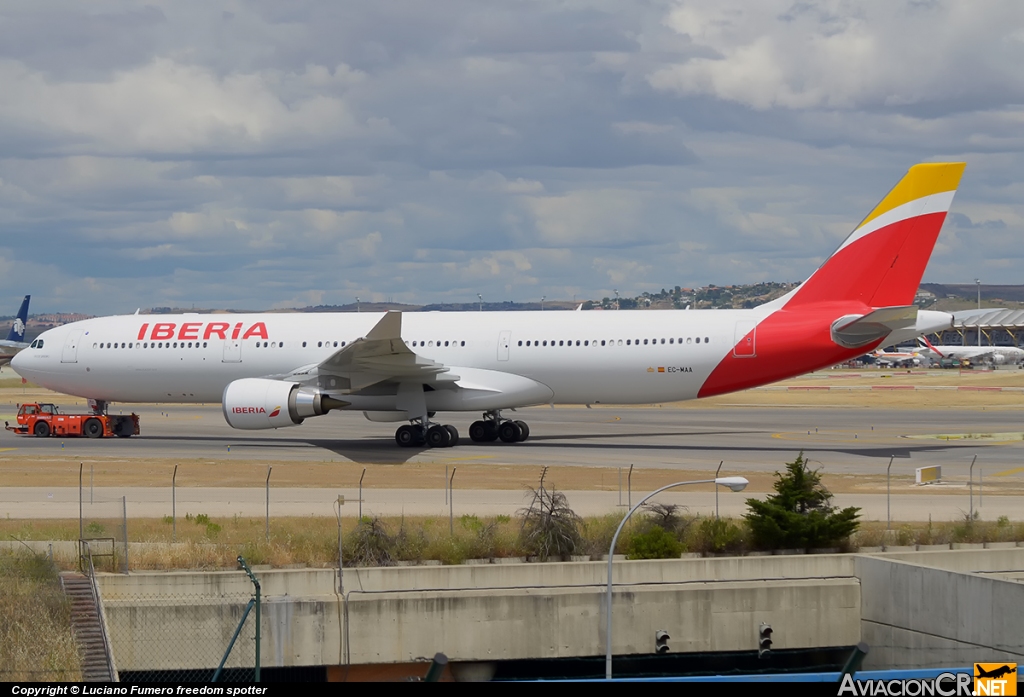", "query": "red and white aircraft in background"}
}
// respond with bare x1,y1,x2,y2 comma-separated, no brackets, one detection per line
13,163,965,448
916,335,1024,365
868,347,924,367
